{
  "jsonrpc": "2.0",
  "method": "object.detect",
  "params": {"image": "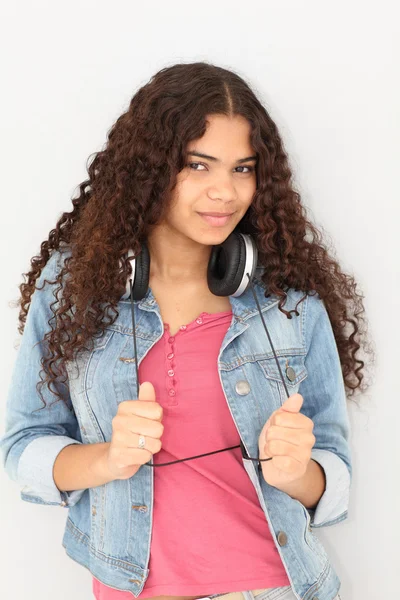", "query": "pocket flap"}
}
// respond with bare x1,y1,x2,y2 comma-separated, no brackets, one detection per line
257,353,307,386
